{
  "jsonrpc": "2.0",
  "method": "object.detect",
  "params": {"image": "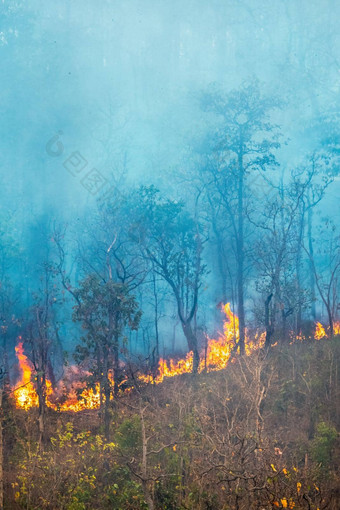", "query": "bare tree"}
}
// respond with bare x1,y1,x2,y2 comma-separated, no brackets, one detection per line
131,186,207,373
304,219,340,336
200,80,281,353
